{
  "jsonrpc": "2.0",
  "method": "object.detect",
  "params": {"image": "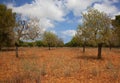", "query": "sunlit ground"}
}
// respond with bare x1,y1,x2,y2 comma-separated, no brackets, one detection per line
0,47,120,83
